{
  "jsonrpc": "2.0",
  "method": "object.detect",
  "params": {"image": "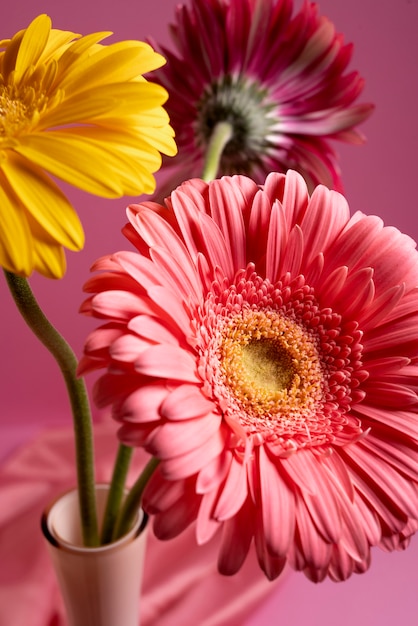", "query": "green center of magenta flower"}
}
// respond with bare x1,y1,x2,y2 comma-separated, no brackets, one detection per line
195,75,277,174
